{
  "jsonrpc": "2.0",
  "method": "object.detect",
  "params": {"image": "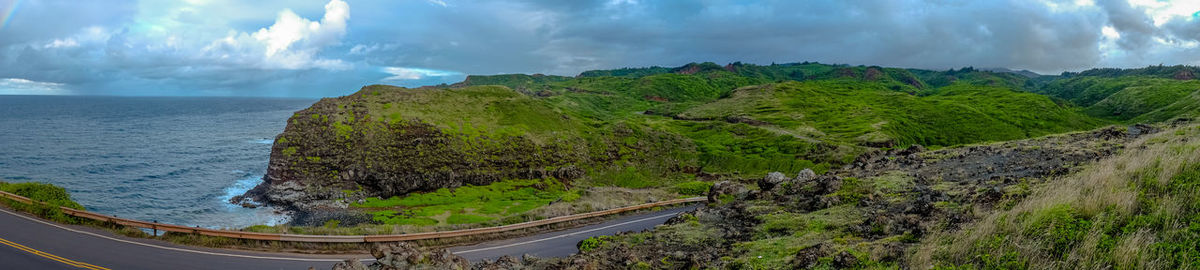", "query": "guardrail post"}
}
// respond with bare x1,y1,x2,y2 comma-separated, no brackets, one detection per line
152,220,158,237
